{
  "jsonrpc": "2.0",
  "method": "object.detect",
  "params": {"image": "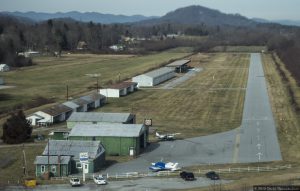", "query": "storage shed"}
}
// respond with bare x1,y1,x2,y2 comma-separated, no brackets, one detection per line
68,123,148,156
166,59,190,73
132,67,175,87
99,82,137,98
34,155,71,177
67,112,136,129
80,93,106,110
42,140,105,174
